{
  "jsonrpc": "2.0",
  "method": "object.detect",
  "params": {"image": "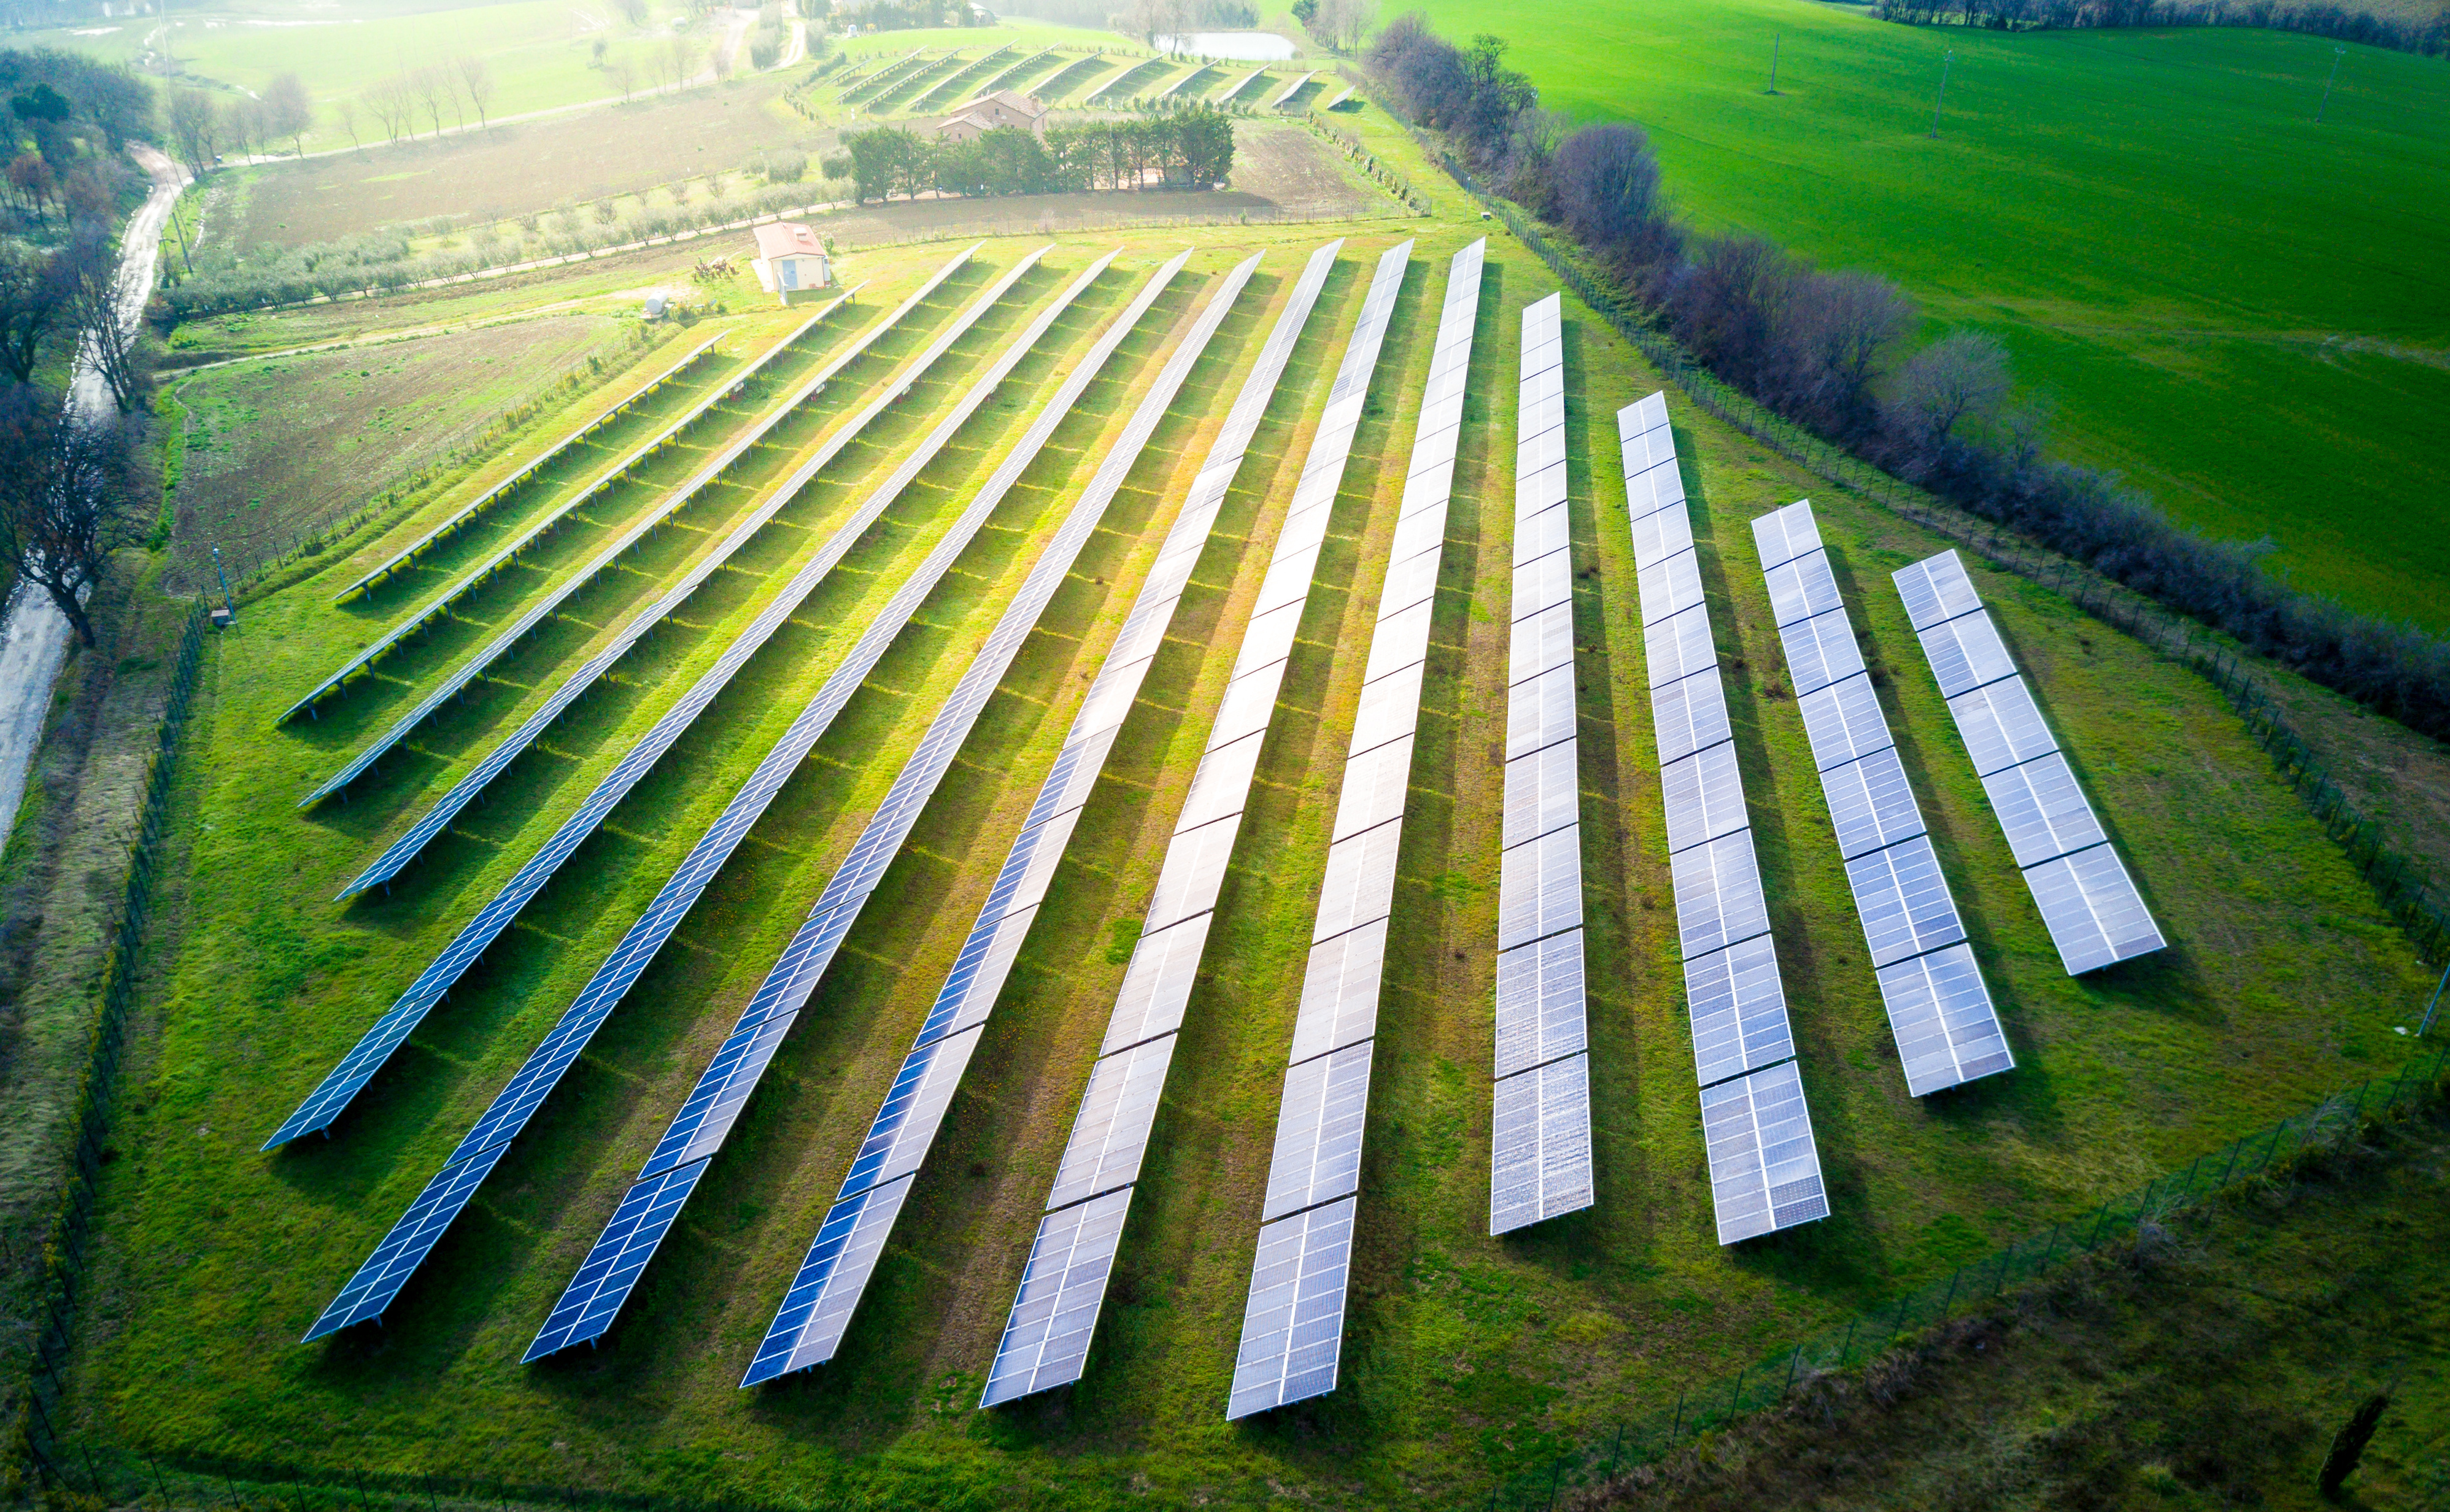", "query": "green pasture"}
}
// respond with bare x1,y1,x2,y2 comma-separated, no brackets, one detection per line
52,108,2443,1509
1412,0,2450,628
